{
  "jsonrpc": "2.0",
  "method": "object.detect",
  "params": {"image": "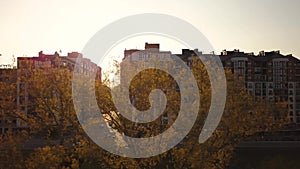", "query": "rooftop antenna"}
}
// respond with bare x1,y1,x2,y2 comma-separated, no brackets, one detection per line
12,55,15,63
11,55,16,68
